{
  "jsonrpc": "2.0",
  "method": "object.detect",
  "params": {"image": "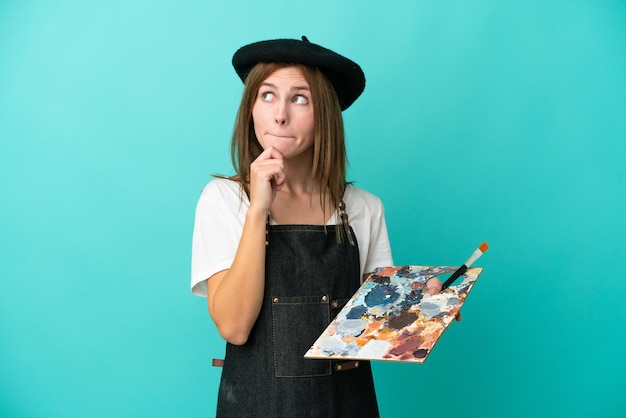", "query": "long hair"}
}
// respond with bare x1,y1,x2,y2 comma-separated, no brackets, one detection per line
229,62,347,221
